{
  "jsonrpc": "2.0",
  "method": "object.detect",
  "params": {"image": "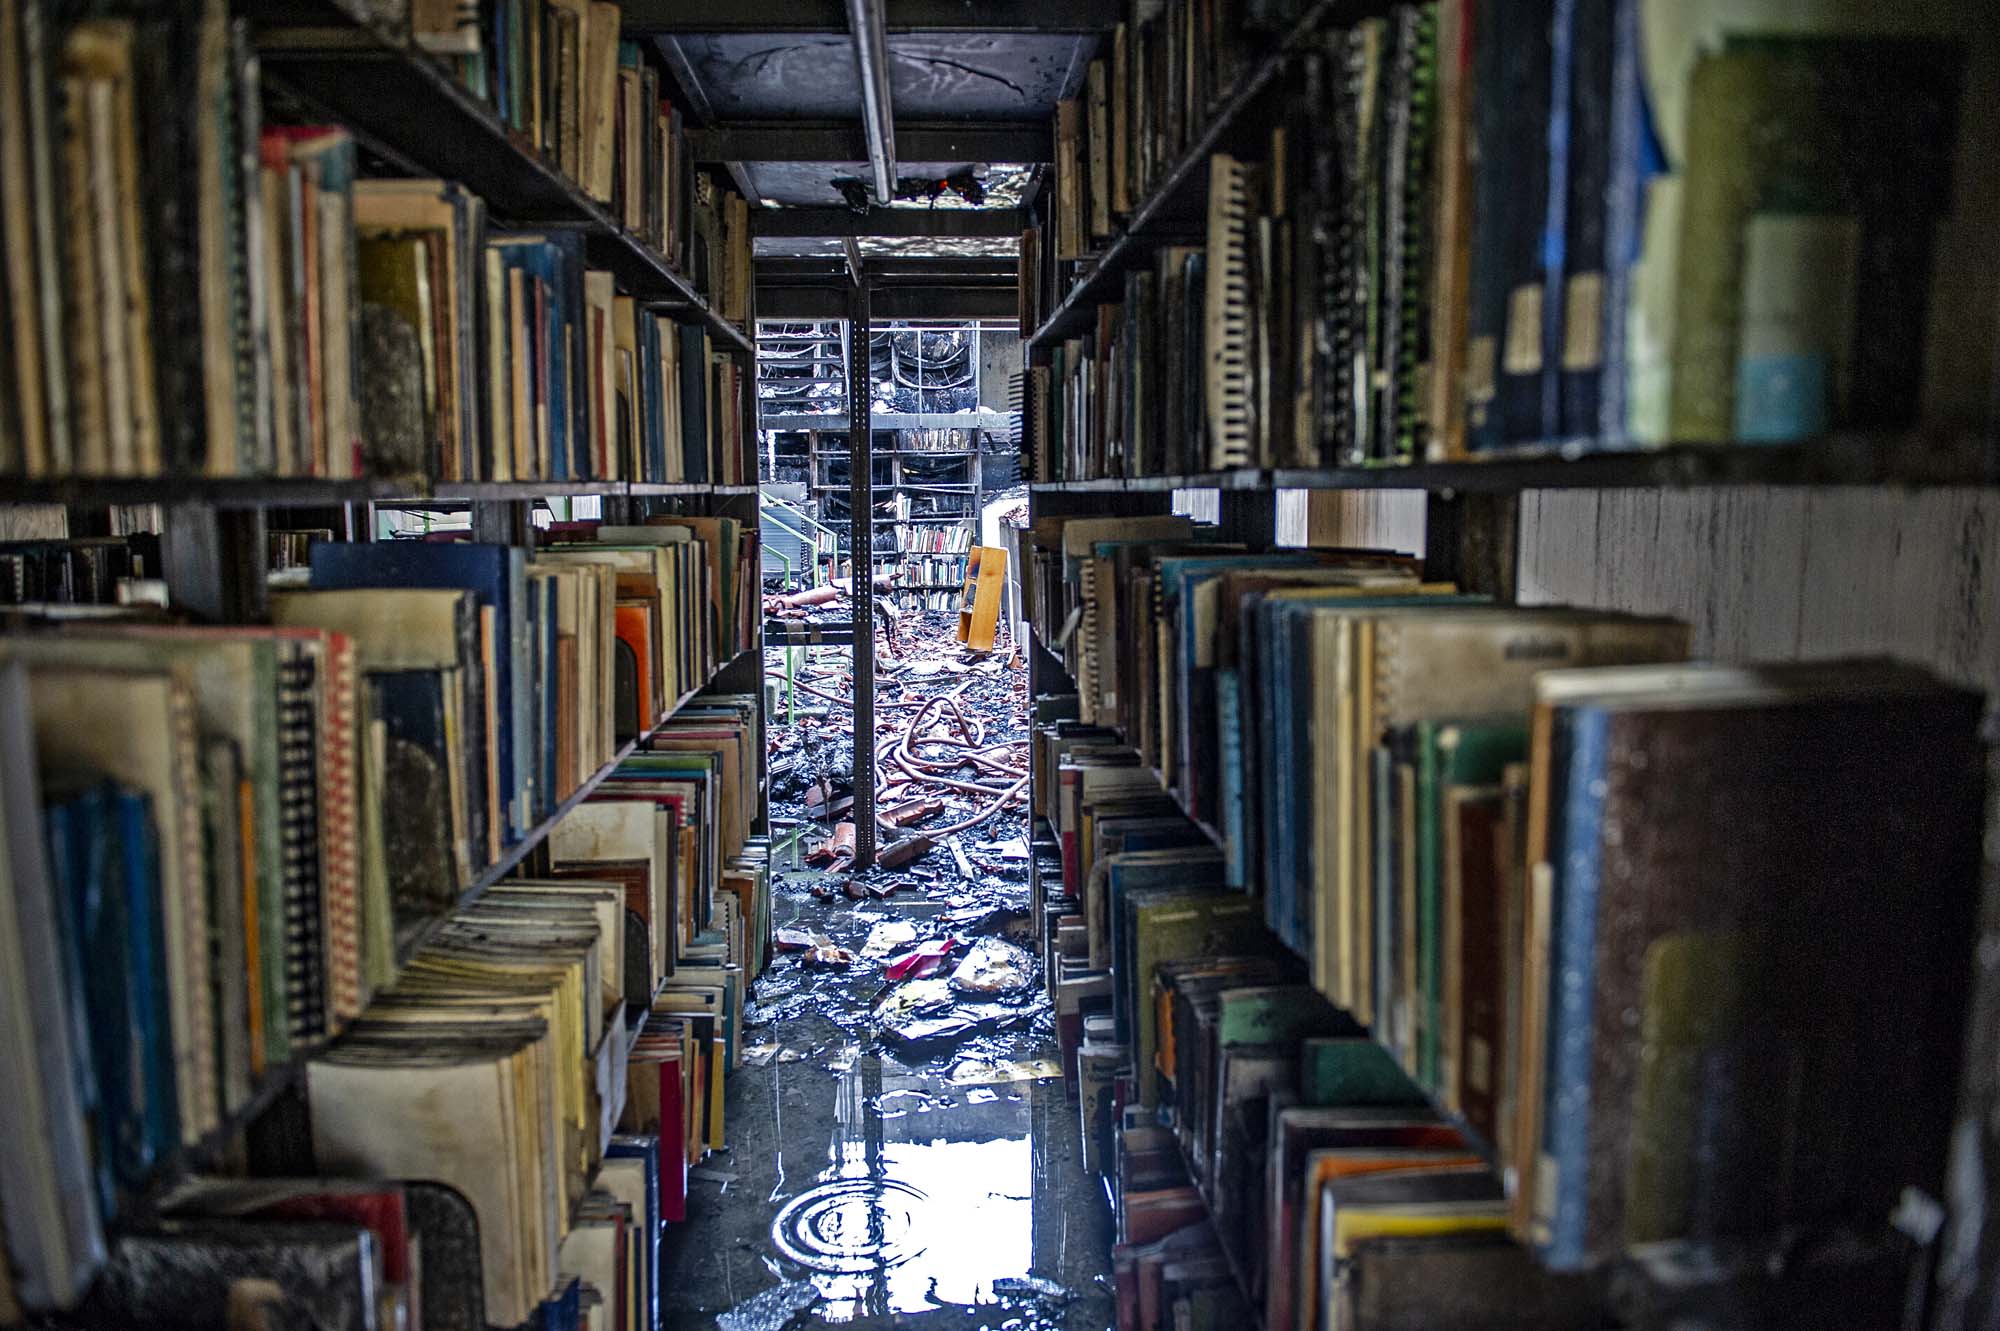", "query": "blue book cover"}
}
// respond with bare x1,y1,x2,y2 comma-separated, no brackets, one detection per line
46,783,177,1209
1597,0,1663,445
1255,596,1299,945
539,231,590,479
109,786,175,1178
1465,0,1555,451
309,542,531,842
368,669,478,893
492,232,590,480
1217,669,1247,887
42,789,117,1216
1541,704,1608,1270
542,1275,581,1331
1159,555,1318,821
1554,0,1608,442
1540,0,1580,444
486,0,508,130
